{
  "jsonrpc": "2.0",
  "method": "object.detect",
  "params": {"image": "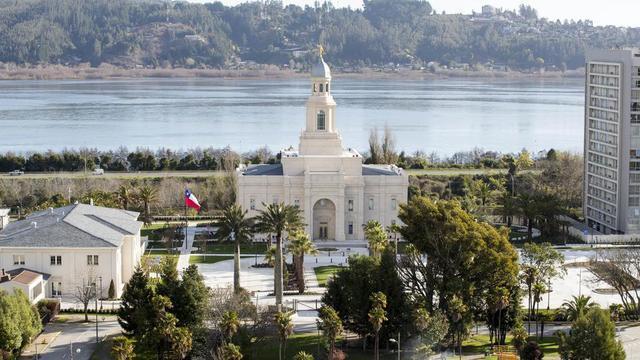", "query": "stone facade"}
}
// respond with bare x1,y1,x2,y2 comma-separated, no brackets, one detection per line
237,56,408,240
